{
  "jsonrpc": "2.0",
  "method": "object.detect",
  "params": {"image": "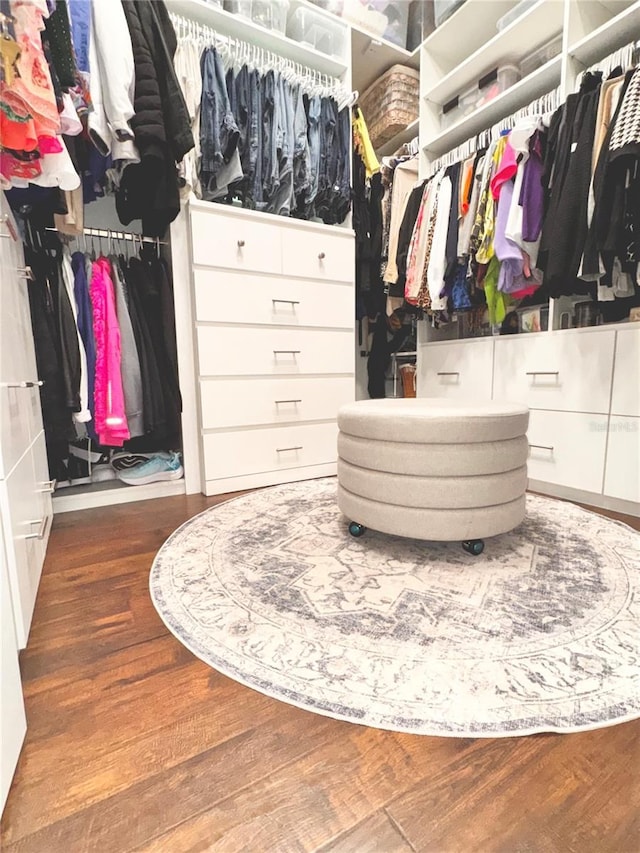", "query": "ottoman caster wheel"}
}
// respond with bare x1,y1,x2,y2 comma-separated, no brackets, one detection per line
462,539,484,556
349,522,366,538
